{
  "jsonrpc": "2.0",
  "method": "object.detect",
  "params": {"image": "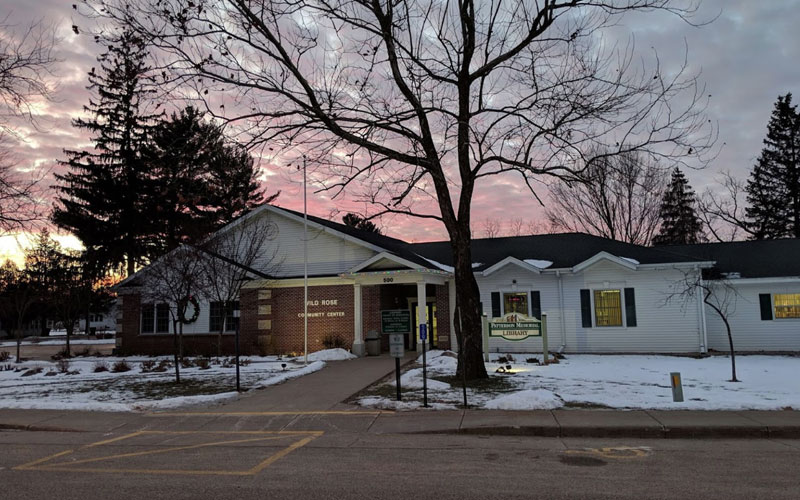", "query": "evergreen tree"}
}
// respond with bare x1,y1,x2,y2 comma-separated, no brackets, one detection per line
342,213,381,234
52,30,161,276
145,107,268,252
653,167,704,245
745,93,800,239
